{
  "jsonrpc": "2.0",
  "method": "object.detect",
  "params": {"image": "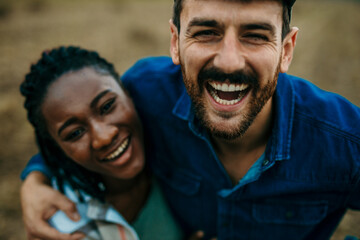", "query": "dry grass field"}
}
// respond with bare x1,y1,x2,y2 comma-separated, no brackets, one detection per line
0,0,359,239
